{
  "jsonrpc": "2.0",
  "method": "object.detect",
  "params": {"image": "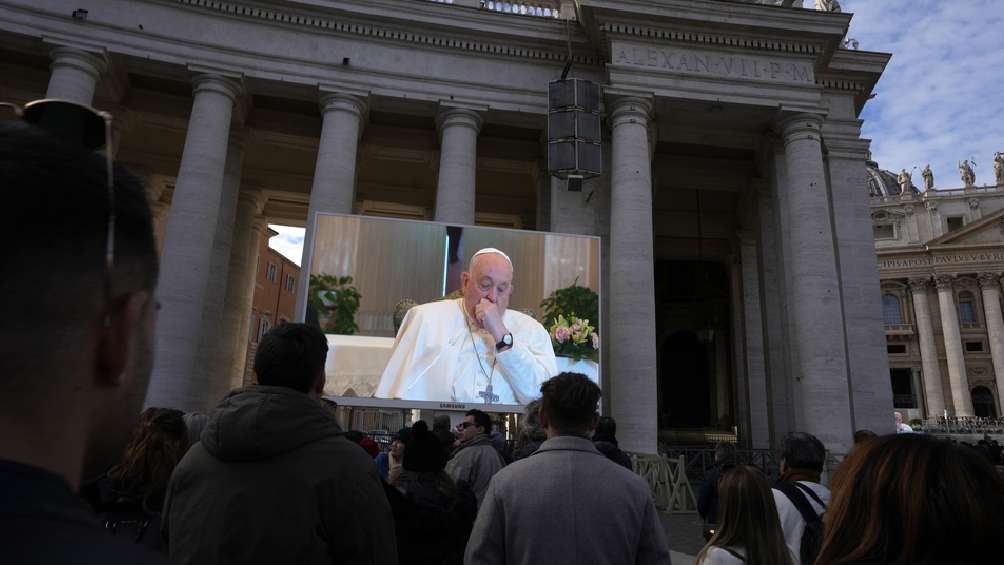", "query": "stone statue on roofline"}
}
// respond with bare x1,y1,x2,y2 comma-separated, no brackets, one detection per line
959,159,976,188
922,164,934,191
994,152,1004,186
815,0,841,12
898,168,912,196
